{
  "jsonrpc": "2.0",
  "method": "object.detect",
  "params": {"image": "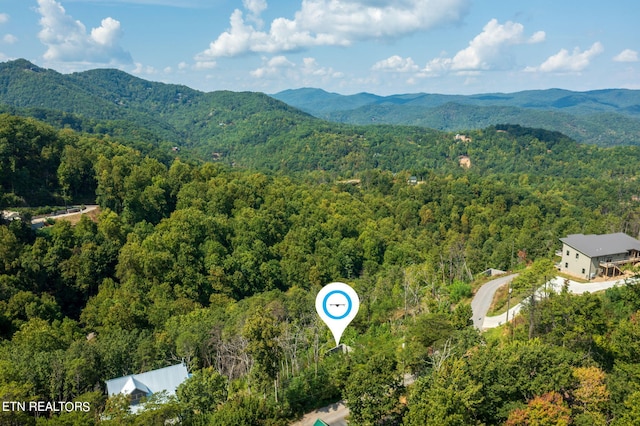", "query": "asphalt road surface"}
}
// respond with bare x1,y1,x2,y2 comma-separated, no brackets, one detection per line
290,401,348,426
470,273,519,329
30,205,99,229
481,275,630,329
